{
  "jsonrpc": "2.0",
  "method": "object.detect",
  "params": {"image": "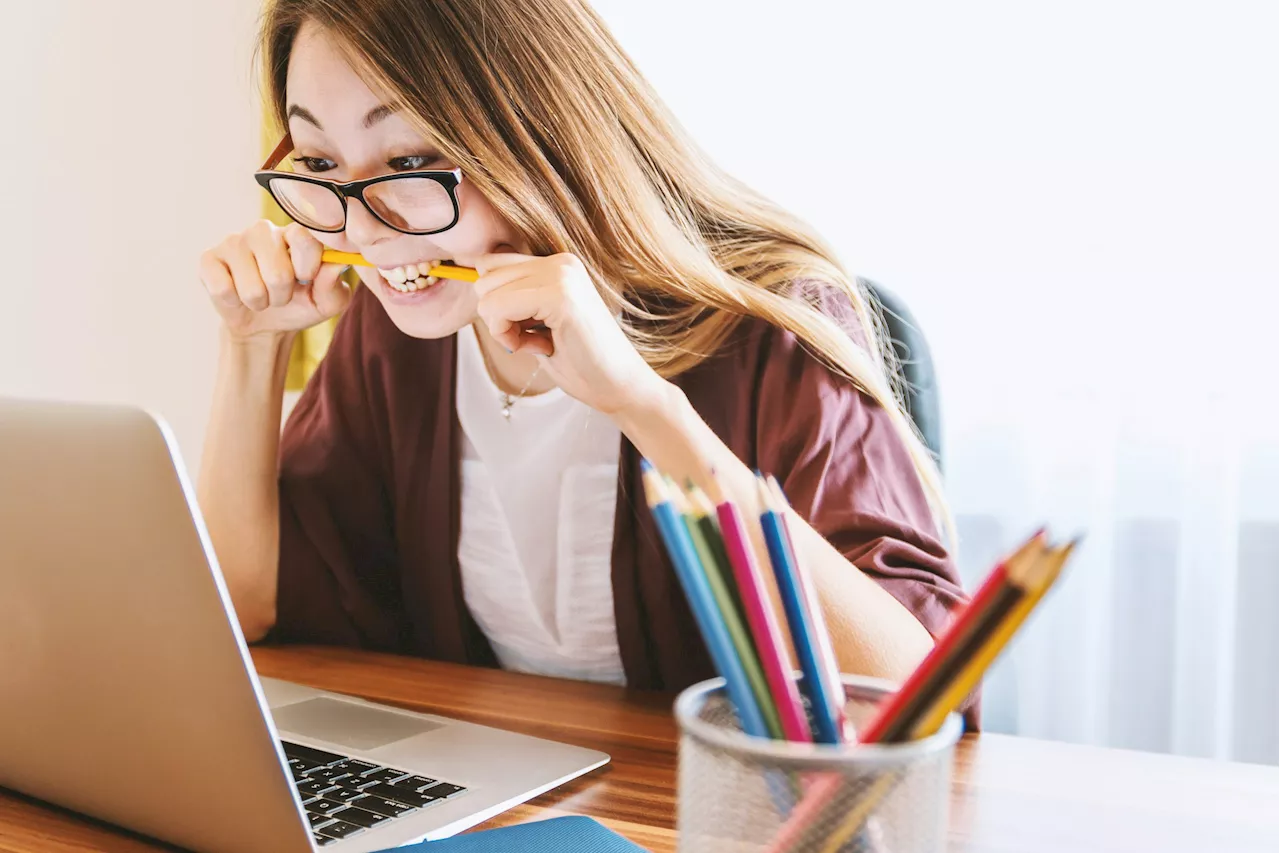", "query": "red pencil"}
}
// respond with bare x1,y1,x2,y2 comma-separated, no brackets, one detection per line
857,529,1047,744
